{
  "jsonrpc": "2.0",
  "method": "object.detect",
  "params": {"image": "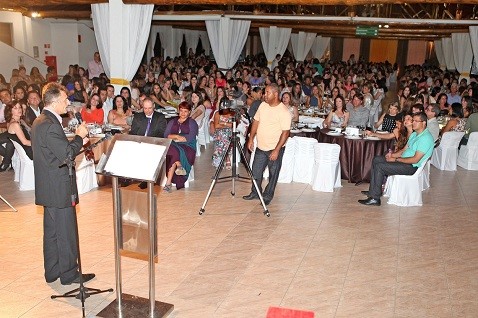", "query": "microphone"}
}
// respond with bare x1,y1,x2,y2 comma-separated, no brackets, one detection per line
74,112,83,124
